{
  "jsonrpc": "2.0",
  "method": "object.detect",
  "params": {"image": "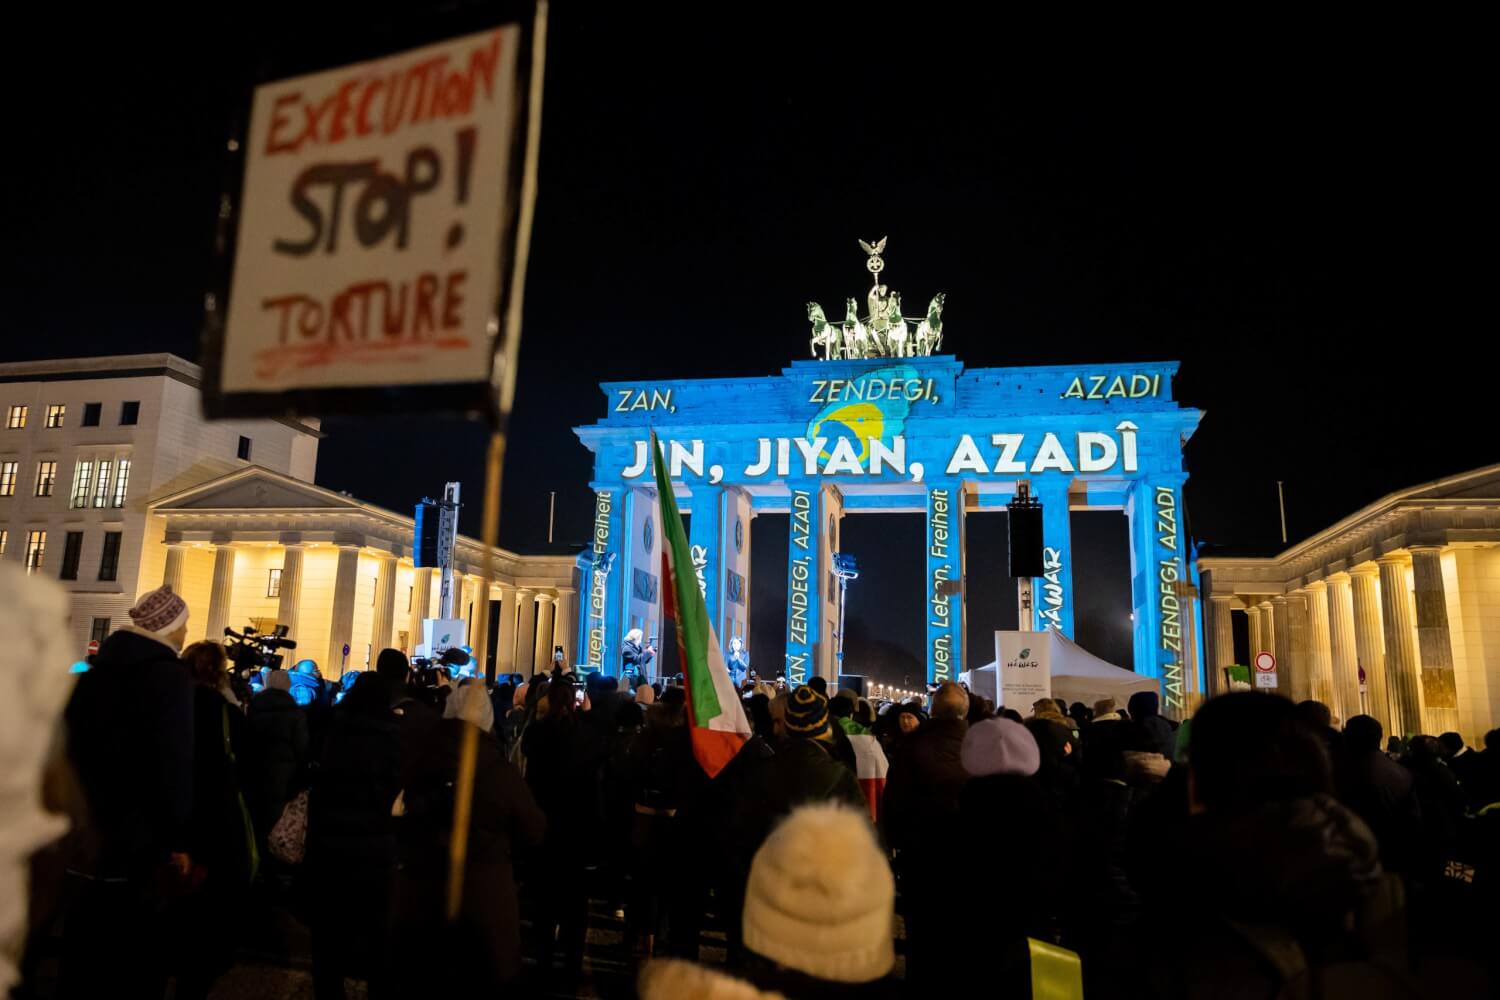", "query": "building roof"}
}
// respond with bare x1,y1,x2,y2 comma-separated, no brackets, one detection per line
150,465,575,588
